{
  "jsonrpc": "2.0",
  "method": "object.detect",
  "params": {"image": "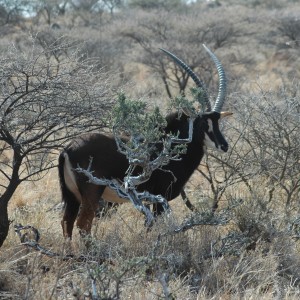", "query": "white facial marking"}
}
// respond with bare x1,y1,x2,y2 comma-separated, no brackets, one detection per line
204,119,217,150
207,119,213,133
203,119,222,152
204,132,218,150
